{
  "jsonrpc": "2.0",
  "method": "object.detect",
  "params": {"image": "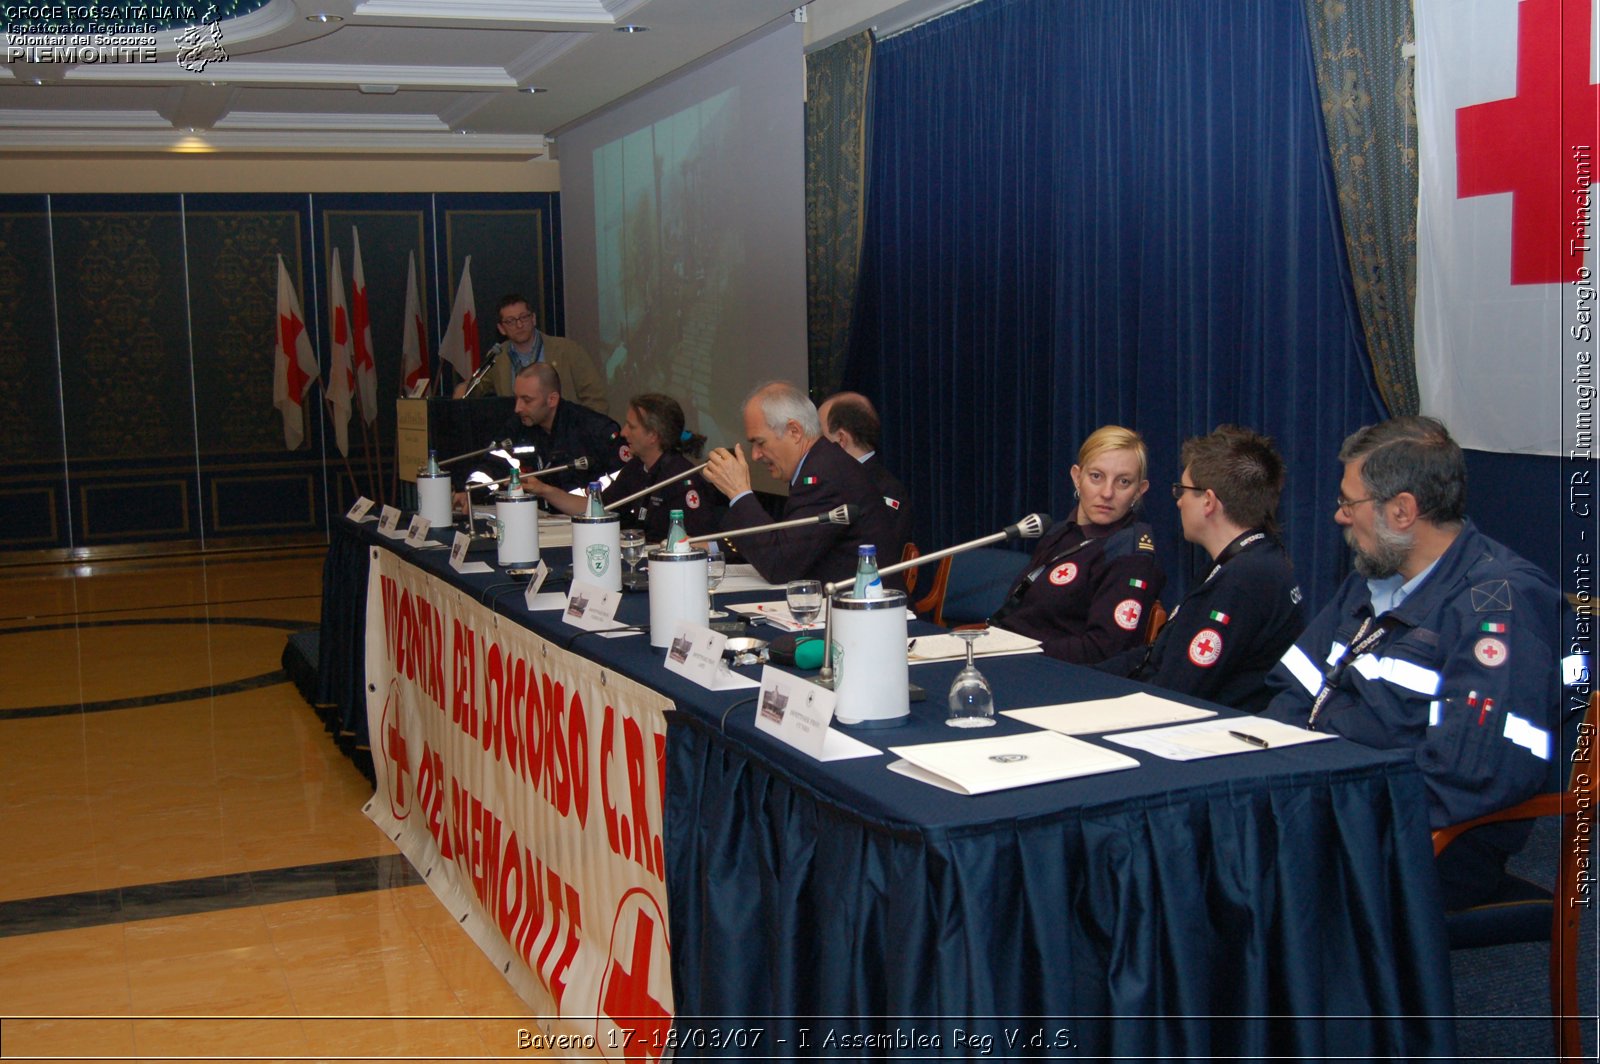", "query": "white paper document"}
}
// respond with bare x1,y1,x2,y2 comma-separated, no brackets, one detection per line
1105,716,1336,761
907,628,1043,664
715,564,782,593
887,730,1138,795
1003,693,1215,735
